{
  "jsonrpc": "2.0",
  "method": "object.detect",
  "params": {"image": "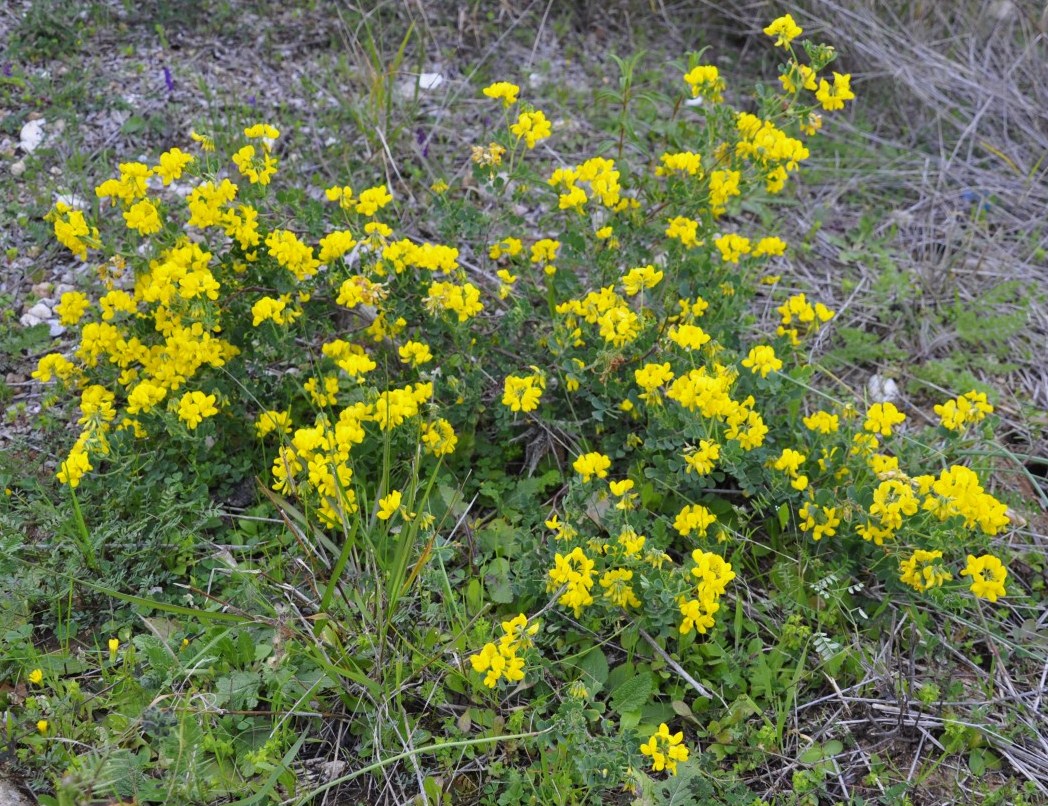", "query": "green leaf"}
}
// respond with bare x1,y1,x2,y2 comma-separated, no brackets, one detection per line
610,670,652,715
215,670,260,710
573,647,609,691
